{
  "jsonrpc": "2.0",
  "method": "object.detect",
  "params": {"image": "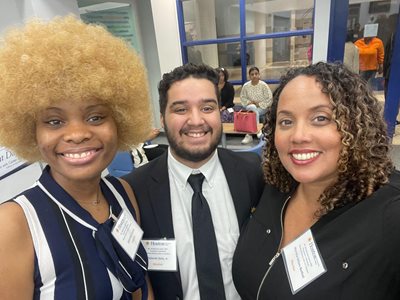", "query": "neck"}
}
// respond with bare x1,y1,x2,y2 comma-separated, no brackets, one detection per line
293,183,326,209
58,178,103,206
